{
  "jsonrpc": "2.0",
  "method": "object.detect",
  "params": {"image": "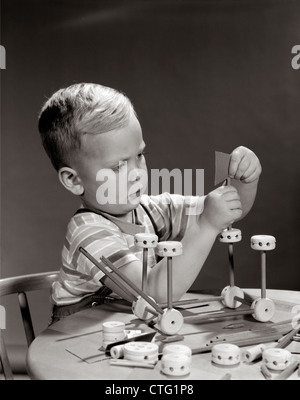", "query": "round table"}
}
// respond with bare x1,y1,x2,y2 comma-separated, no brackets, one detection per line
26,289,300,380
